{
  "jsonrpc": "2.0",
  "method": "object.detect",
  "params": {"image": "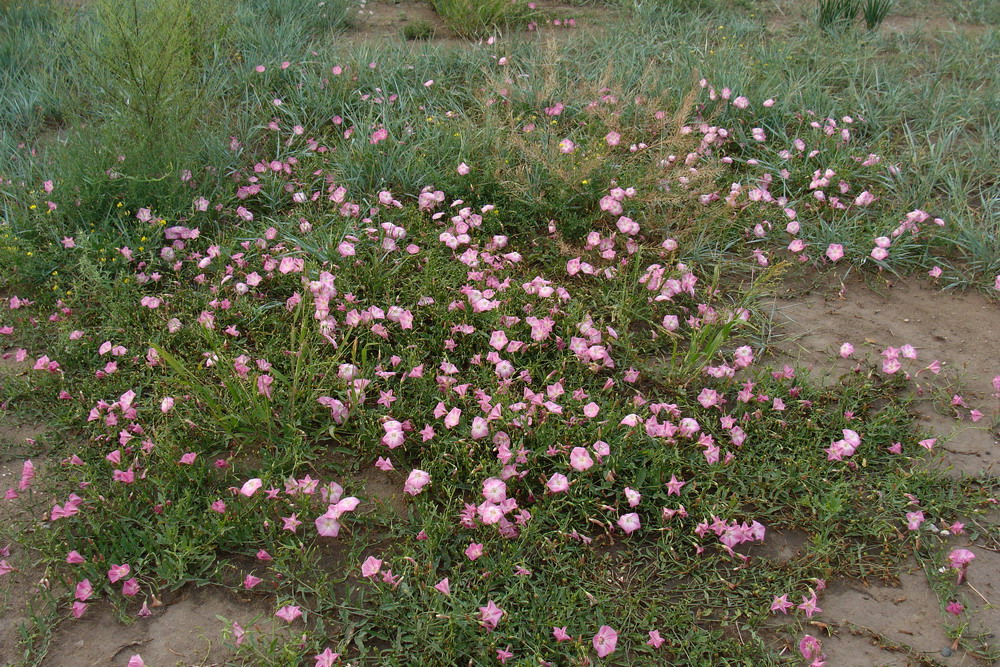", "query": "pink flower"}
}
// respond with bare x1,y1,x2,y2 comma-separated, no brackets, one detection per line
839,342,854,358
569,446,594,471
108,563,130,583
75,579,92,601
647,629,665,648
457,162,470,175
799,635,823,661
361,556,382,578
605,131,621,146
127,655,144,667
275,604,303,623
122,577,140,596
434,578,450,595
770,594,793,614
404,469,430,496
244,574,262,589
592,625,618,658
853,190,875,206
240,478,263,497
946,601,964,615
314,497,361,537
553,626,572,642
665,475,686,496
314,648,340,667
797,592,822,618
825,244,844,262
479,600,504,631
948,548,975,582
465,542,484,561
546,473,569,493
617,512,641,534
178,452,197,465
558,138,575,154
